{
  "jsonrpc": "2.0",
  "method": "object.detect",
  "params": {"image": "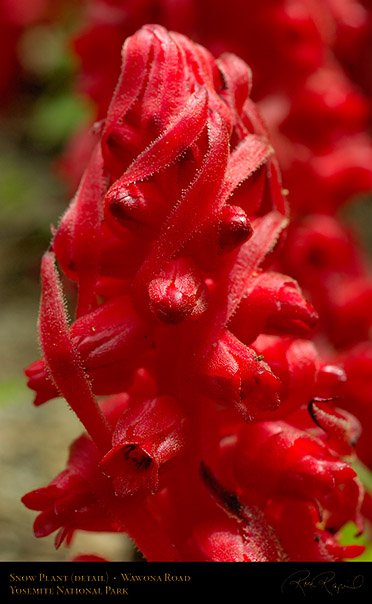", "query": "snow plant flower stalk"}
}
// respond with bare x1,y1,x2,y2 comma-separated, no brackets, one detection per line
60,3,372,476
23,25,368,561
